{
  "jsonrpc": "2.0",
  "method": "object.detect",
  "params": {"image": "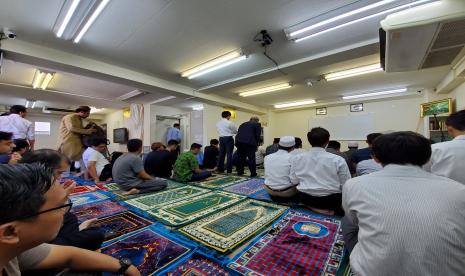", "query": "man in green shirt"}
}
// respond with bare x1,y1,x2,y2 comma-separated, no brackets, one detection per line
174,143,214,182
